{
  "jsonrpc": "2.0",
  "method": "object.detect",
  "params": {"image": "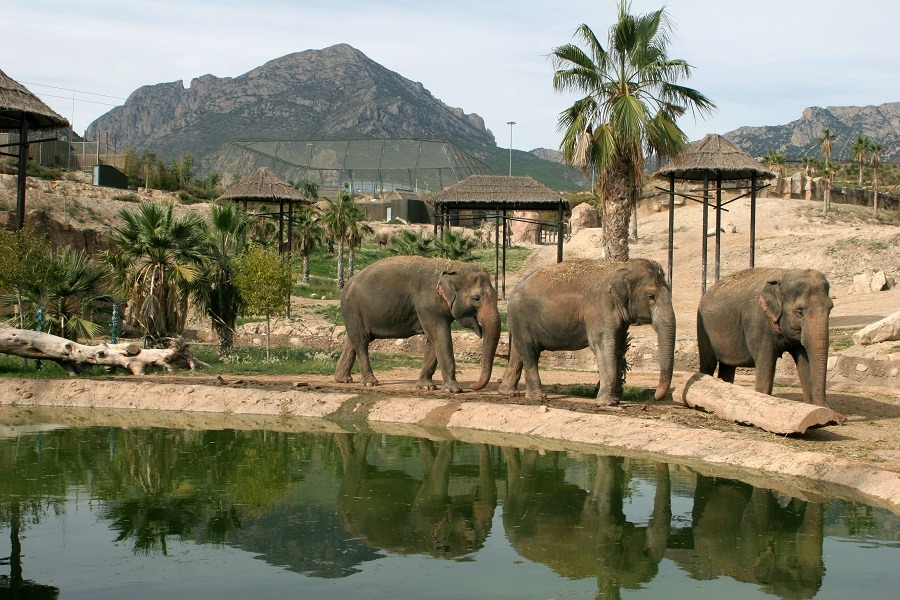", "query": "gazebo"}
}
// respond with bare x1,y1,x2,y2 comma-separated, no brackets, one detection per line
0,69,69,230
653,134,775,293
429,175,568,298
218,166,314,257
